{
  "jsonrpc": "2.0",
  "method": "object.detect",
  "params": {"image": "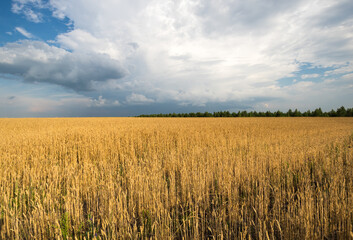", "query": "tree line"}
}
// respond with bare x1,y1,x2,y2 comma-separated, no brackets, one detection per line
138,106,353,117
